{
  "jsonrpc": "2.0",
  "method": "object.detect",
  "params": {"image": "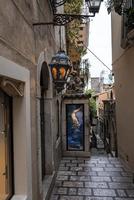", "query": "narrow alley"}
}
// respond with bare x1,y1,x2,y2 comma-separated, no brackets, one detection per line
0,1,134,200
50,152,134,200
